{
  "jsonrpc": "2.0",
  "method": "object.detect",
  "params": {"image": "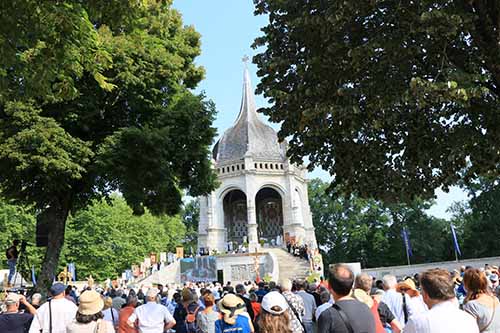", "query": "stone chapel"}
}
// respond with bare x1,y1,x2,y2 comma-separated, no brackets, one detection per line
197,66,318,253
